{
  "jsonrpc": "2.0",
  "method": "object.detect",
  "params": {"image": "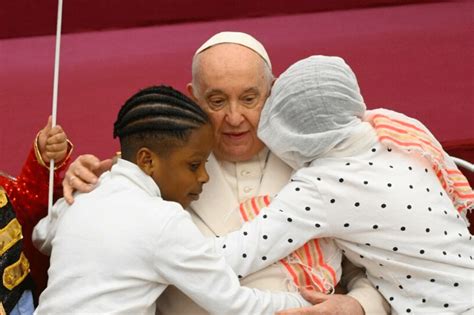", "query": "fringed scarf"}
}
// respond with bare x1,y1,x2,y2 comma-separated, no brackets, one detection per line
365,109,473,220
